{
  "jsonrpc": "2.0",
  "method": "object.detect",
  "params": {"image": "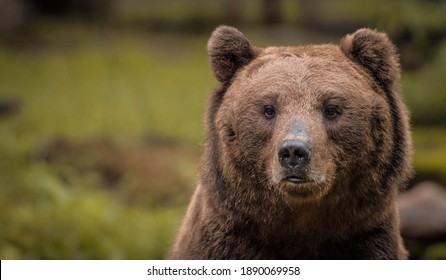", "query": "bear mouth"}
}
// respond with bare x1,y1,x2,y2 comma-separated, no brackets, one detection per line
284,175,308,184
280,175,318,198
